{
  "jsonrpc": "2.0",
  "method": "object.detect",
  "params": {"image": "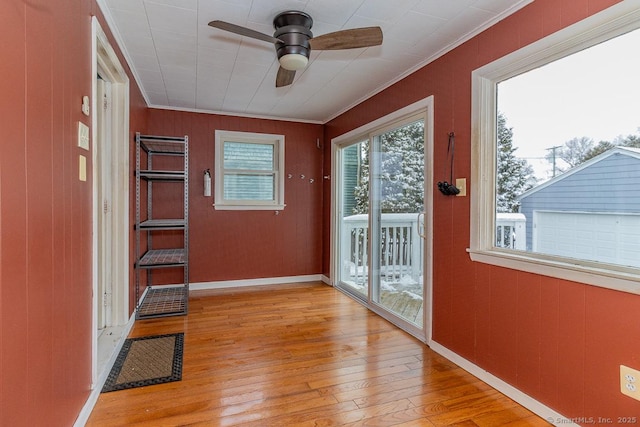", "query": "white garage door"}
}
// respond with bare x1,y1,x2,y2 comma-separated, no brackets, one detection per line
533,211,640,268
